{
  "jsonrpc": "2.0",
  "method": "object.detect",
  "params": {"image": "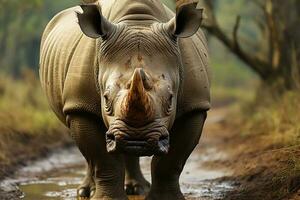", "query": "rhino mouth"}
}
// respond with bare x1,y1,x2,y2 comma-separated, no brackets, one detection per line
105,119,169,156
